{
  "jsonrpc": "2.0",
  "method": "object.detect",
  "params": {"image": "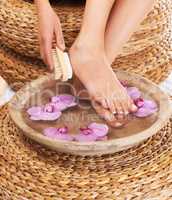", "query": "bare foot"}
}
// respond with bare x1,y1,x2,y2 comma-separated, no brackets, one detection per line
69,44,137,118
72,76,128,128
